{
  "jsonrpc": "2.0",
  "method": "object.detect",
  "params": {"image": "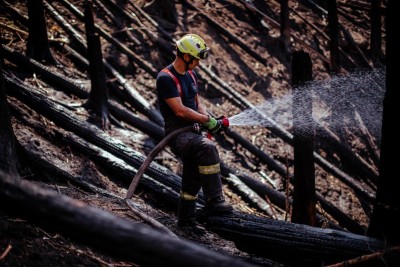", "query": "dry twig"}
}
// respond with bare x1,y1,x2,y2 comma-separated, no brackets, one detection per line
325,246,400,267
0,244,12,261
